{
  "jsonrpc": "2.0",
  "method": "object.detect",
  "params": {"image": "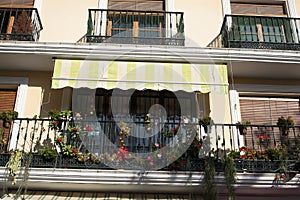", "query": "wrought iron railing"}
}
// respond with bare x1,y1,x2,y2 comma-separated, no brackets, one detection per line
0,117,299,171
208,15,300,50
82,9,185,46
0,7,43,41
